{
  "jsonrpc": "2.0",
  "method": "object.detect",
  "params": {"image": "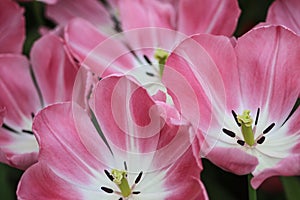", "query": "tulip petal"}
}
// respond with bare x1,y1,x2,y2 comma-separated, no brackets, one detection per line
235,26,300,126
177,0,240,36
30,34,78,106
33,102,112,184
117,0,175,30
0,0,25,53
46,0,113,34
0,54,40,128
65,18,107,63
207,147,258,175
17,162,111,200
267,0,300,35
